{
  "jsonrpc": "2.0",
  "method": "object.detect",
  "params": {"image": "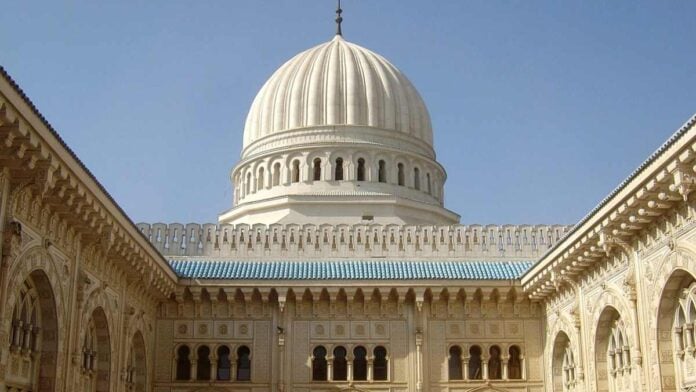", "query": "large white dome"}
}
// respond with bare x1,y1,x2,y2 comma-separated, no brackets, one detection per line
242,35,433,157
